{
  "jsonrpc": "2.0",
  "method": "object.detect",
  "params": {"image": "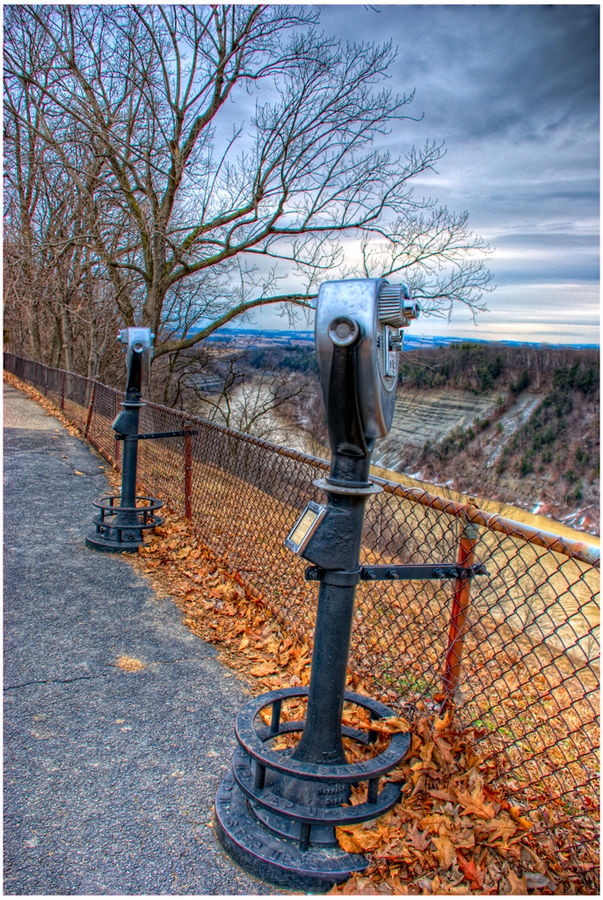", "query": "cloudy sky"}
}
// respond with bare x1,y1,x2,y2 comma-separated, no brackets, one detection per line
251,3,600,345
